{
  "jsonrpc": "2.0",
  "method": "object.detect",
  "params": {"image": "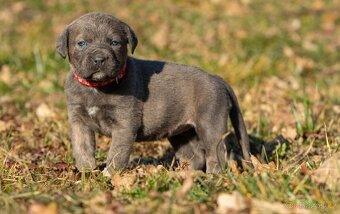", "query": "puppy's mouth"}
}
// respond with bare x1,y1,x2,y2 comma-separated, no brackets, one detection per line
90,71,110,82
